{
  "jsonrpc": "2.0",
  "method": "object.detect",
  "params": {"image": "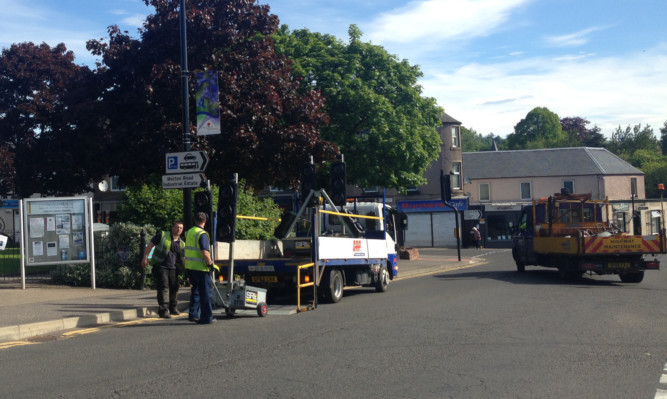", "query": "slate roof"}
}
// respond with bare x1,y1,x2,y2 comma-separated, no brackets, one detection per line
439,113,461,124
462,147,643,179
